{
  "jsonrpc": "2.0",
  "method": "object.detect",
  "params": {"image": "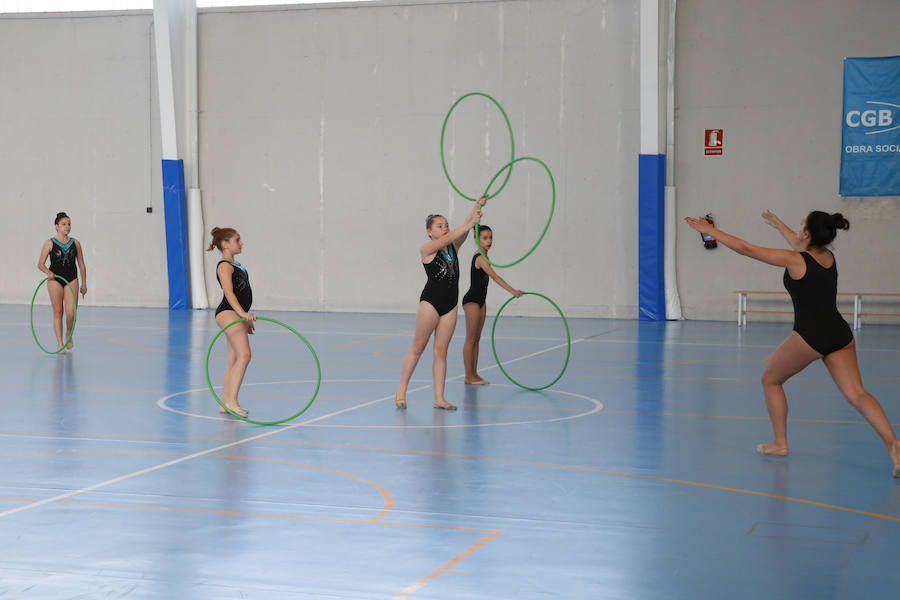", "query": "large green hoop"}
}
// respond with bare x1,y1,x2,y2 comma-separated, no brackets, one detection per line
30,275,78,355
476,156,556,269
491,292,571,391
440,92,516,201
205,317,322,426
